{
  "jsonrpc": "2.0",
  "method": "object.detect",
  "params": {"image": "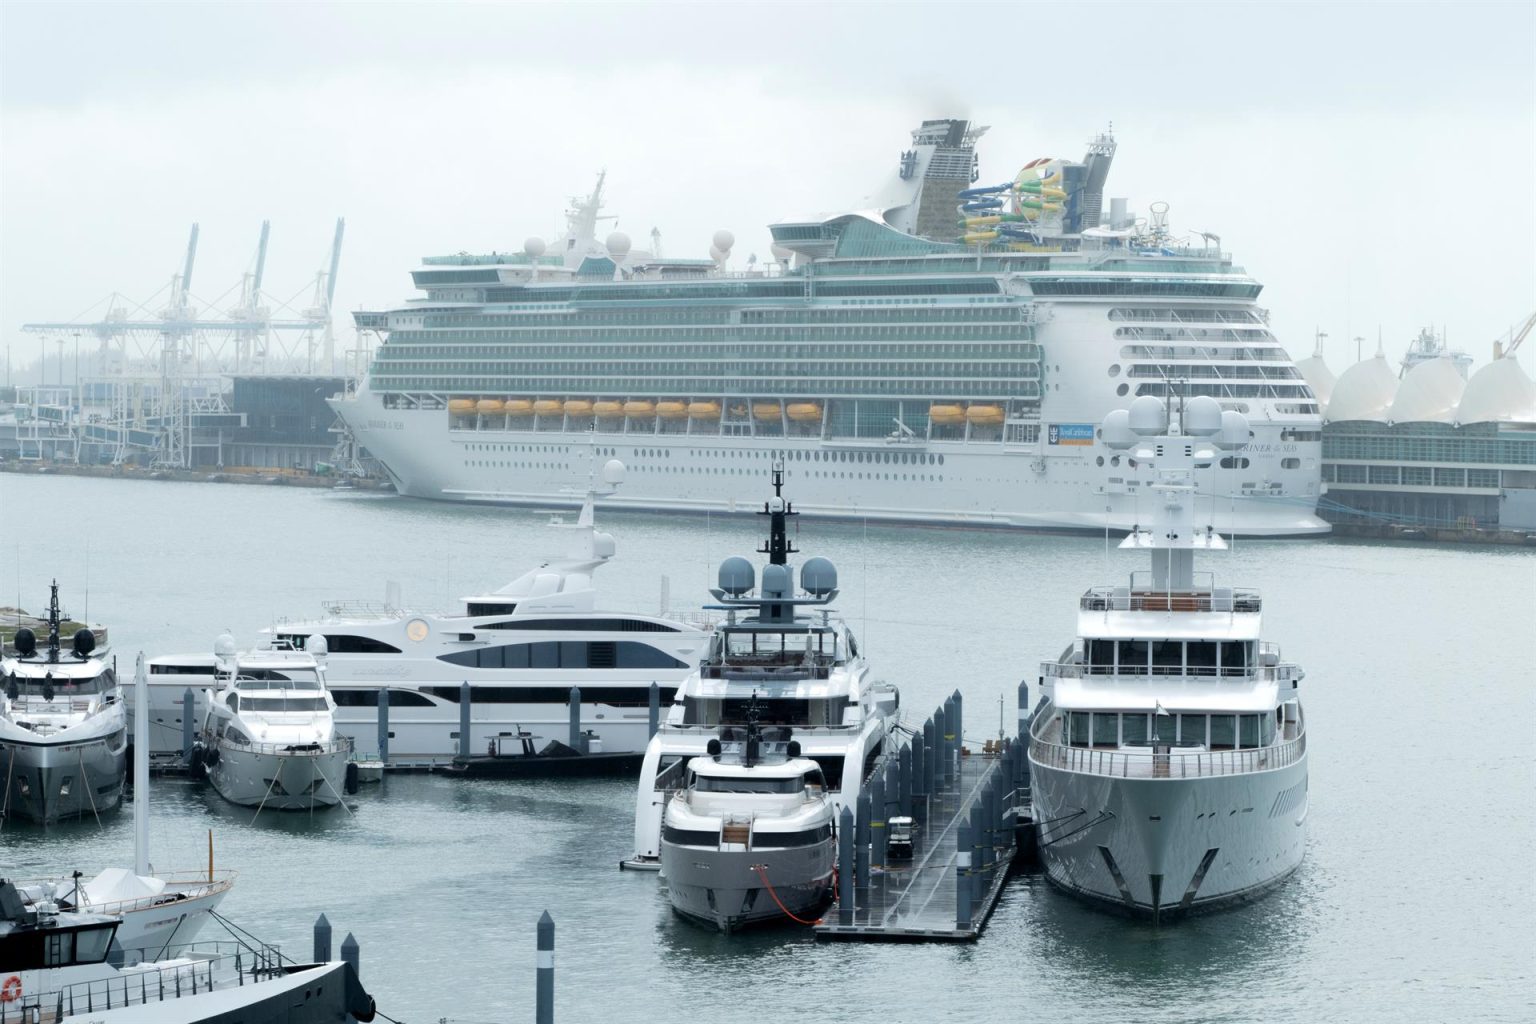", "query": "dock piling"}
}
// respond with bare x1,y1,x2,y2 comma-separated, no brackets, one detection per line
648,683,660,739
377,688,390,766
969,803,986,908
459,682,472,758
956,823,973,931
868,772,886,872
897,745,911,816
181,687,195,764
953,689,963,760
922,718,938,798
313,914,331,963
536,911,554,1024
340,932,359,977
838,806,855,926
855,791,871,911
568,688,582,752
935,703,950,787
